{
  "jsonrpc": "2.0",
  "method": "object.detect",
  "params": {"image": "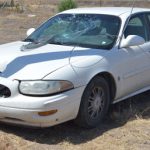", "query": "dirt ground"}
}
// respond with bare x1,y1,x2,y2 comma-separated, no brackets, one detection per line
0,1,150,150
